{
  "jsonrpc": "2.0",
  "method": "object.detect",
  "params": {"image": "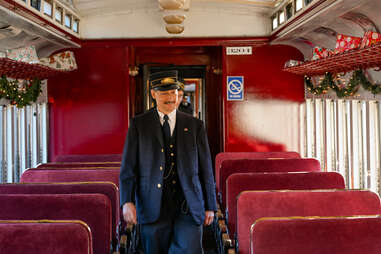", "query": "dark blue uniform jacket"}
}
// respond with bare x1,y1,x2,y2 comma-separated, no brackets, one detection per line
120,109,217,225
